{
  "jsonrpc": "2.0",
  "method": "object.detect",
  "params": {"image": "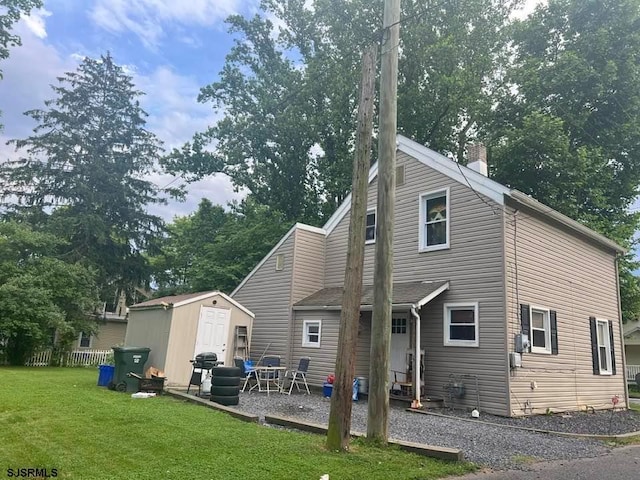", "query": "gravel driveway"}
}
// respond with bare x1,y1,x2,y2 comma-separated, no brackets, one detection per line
234,391,610,470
